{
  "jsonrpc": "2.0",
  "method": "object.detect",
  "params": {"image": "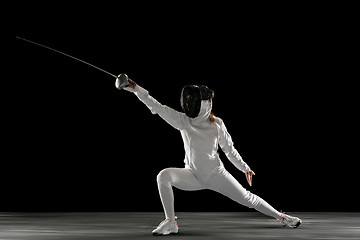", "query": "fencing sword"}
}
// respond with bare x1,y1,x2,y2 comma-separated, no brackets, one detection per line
16,36,129,89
